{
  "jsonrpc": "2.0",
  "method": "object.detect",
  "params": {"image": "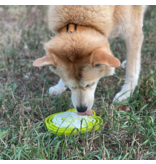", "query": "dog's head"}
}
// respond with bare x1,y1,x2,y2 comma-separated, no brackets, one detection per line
33,29,120,114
